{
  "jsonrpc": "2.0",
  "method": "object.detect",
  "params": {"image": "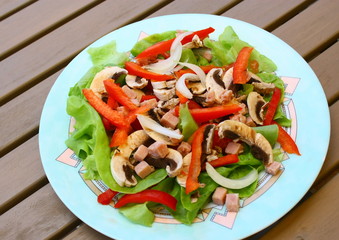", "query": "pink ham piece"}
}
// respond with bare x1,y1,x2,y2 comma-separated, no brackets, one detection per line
226,193,240,212
134,161,155,178
265,161,282,175
121,85,137,99
177,141,192,157
212,187,227,205
148,141,169,159
133,145,149,162
140,98,158,108
225,142,243,155
160,111,179,129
